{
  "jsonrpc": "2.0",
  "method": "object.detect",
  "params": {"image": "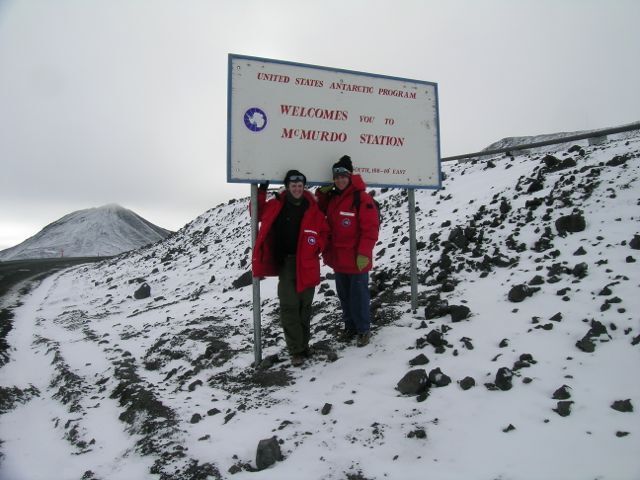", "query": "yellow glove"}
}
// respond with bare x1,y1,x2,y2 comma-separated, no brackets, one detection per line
356,254,370,271
317,184,333,194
